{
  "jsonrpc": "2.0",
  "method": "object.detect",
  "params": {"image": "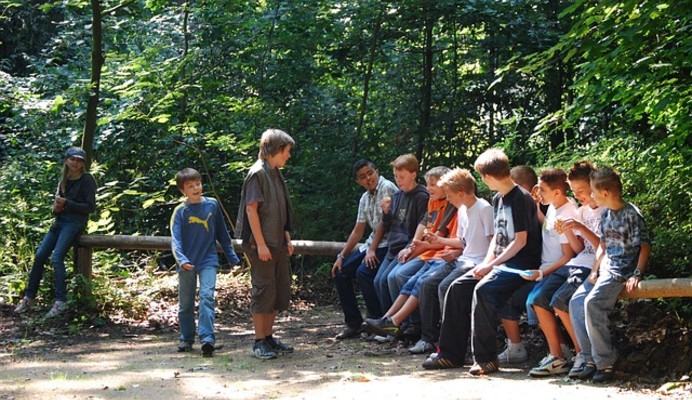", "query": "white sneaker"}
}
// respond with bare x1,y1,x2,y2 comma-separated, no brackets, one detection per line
14,297,34,313
529,355,569,377
45,301,66,318
539,343,574,365
497,339,528,365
